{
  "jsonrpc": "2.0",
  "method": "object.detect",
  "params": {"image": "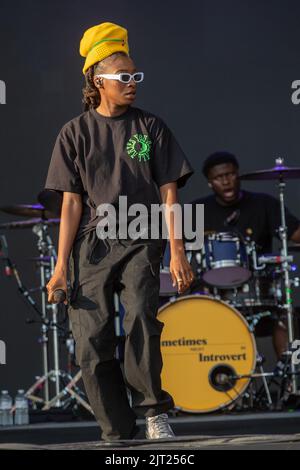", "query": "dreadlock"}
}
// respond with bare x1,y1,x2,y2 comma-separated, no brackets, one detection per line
82,64,99,111
82,52,128,111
